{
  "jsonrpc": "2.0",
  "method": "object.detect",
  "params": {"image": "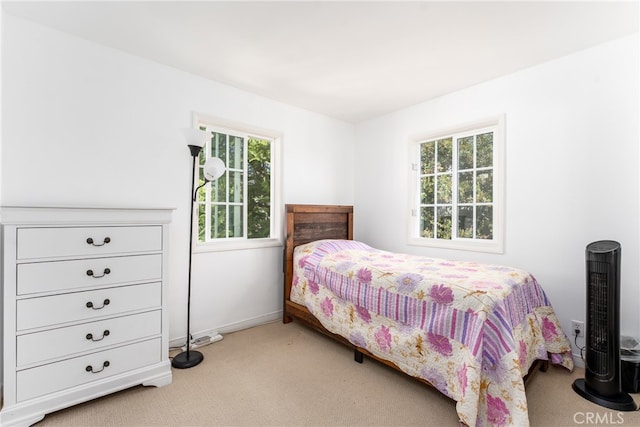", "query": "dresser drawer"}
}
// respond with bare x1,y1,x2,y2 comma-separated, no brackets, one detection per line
17,254,162,295
17,310,161,367
16,338,161,402
16,282,161,331
16,226,162,260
